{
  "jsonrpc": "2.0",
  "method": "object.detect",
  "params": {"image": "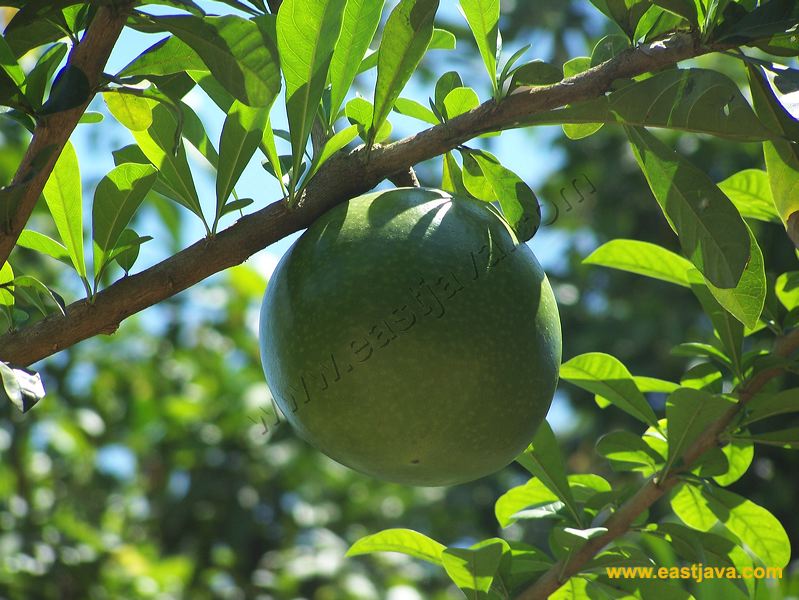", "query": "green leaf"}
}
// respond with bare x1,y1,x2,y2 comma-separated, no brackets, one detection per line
701,224,765,330
525,69,775,142
747,65,799,226
11,275,65,317
117,35,206,78
464,149,540,241
560,352,658,427
442,152,468,196
0,262,13,308
596,431,665,475
17,230,71,268
371,0,439,145
277,0,347,187
625,125,750,289
220,197,254,217
664,388,735,472
114,229,145,275
328,0,385,125
652,0,699,26
583,239,693,287
552,526,608,554
775,272,799,310
688,269,744,375
434,71,463,113
259,117,286,191
494,477,561,527
458,0,500,95
92,163,158,283
347,528,446,565
442,541,504,599
515,421,581,525
590,34,630,66
509,60,563,89
180,100,219,169
42,141,86,280
25,42,68,109
442,86,480,120
306,124,358,181
705,486,791,568
347,96,391,143
635,375,680,393
713,438,754,486
357,26,454,74
736,428,799,449
138,14,281,107
216,100,269,225
0,362,45,413
680,362,722,392
741,388,799,425
103,91,154,132
717,169,780,223
715,0,799,44
131,102,205,223
671,482,718,531
393,97,439,124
